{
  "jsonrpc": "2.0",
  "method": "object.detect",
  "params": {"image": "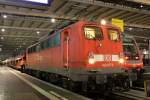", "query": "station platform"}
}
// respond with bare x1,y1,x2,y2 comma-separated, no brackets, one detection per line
0,66,90,100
